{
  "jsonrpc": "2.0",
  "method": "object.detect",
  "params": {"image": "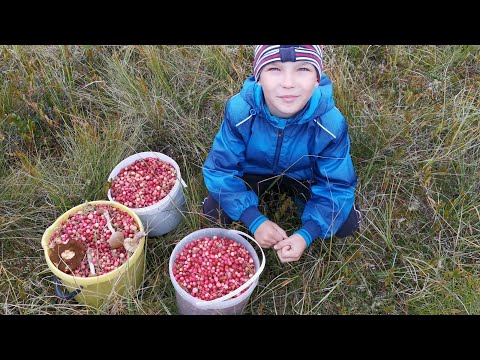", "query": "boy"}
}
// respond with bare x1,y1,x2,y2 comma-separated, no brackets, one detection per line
202,45,360,263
